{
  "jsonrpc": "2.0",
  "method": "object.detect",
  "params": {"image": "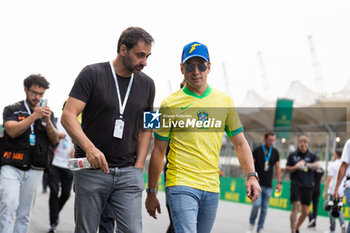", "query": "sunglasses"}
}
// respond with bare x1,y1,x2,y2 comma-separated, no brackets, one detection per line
184,63,207,72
